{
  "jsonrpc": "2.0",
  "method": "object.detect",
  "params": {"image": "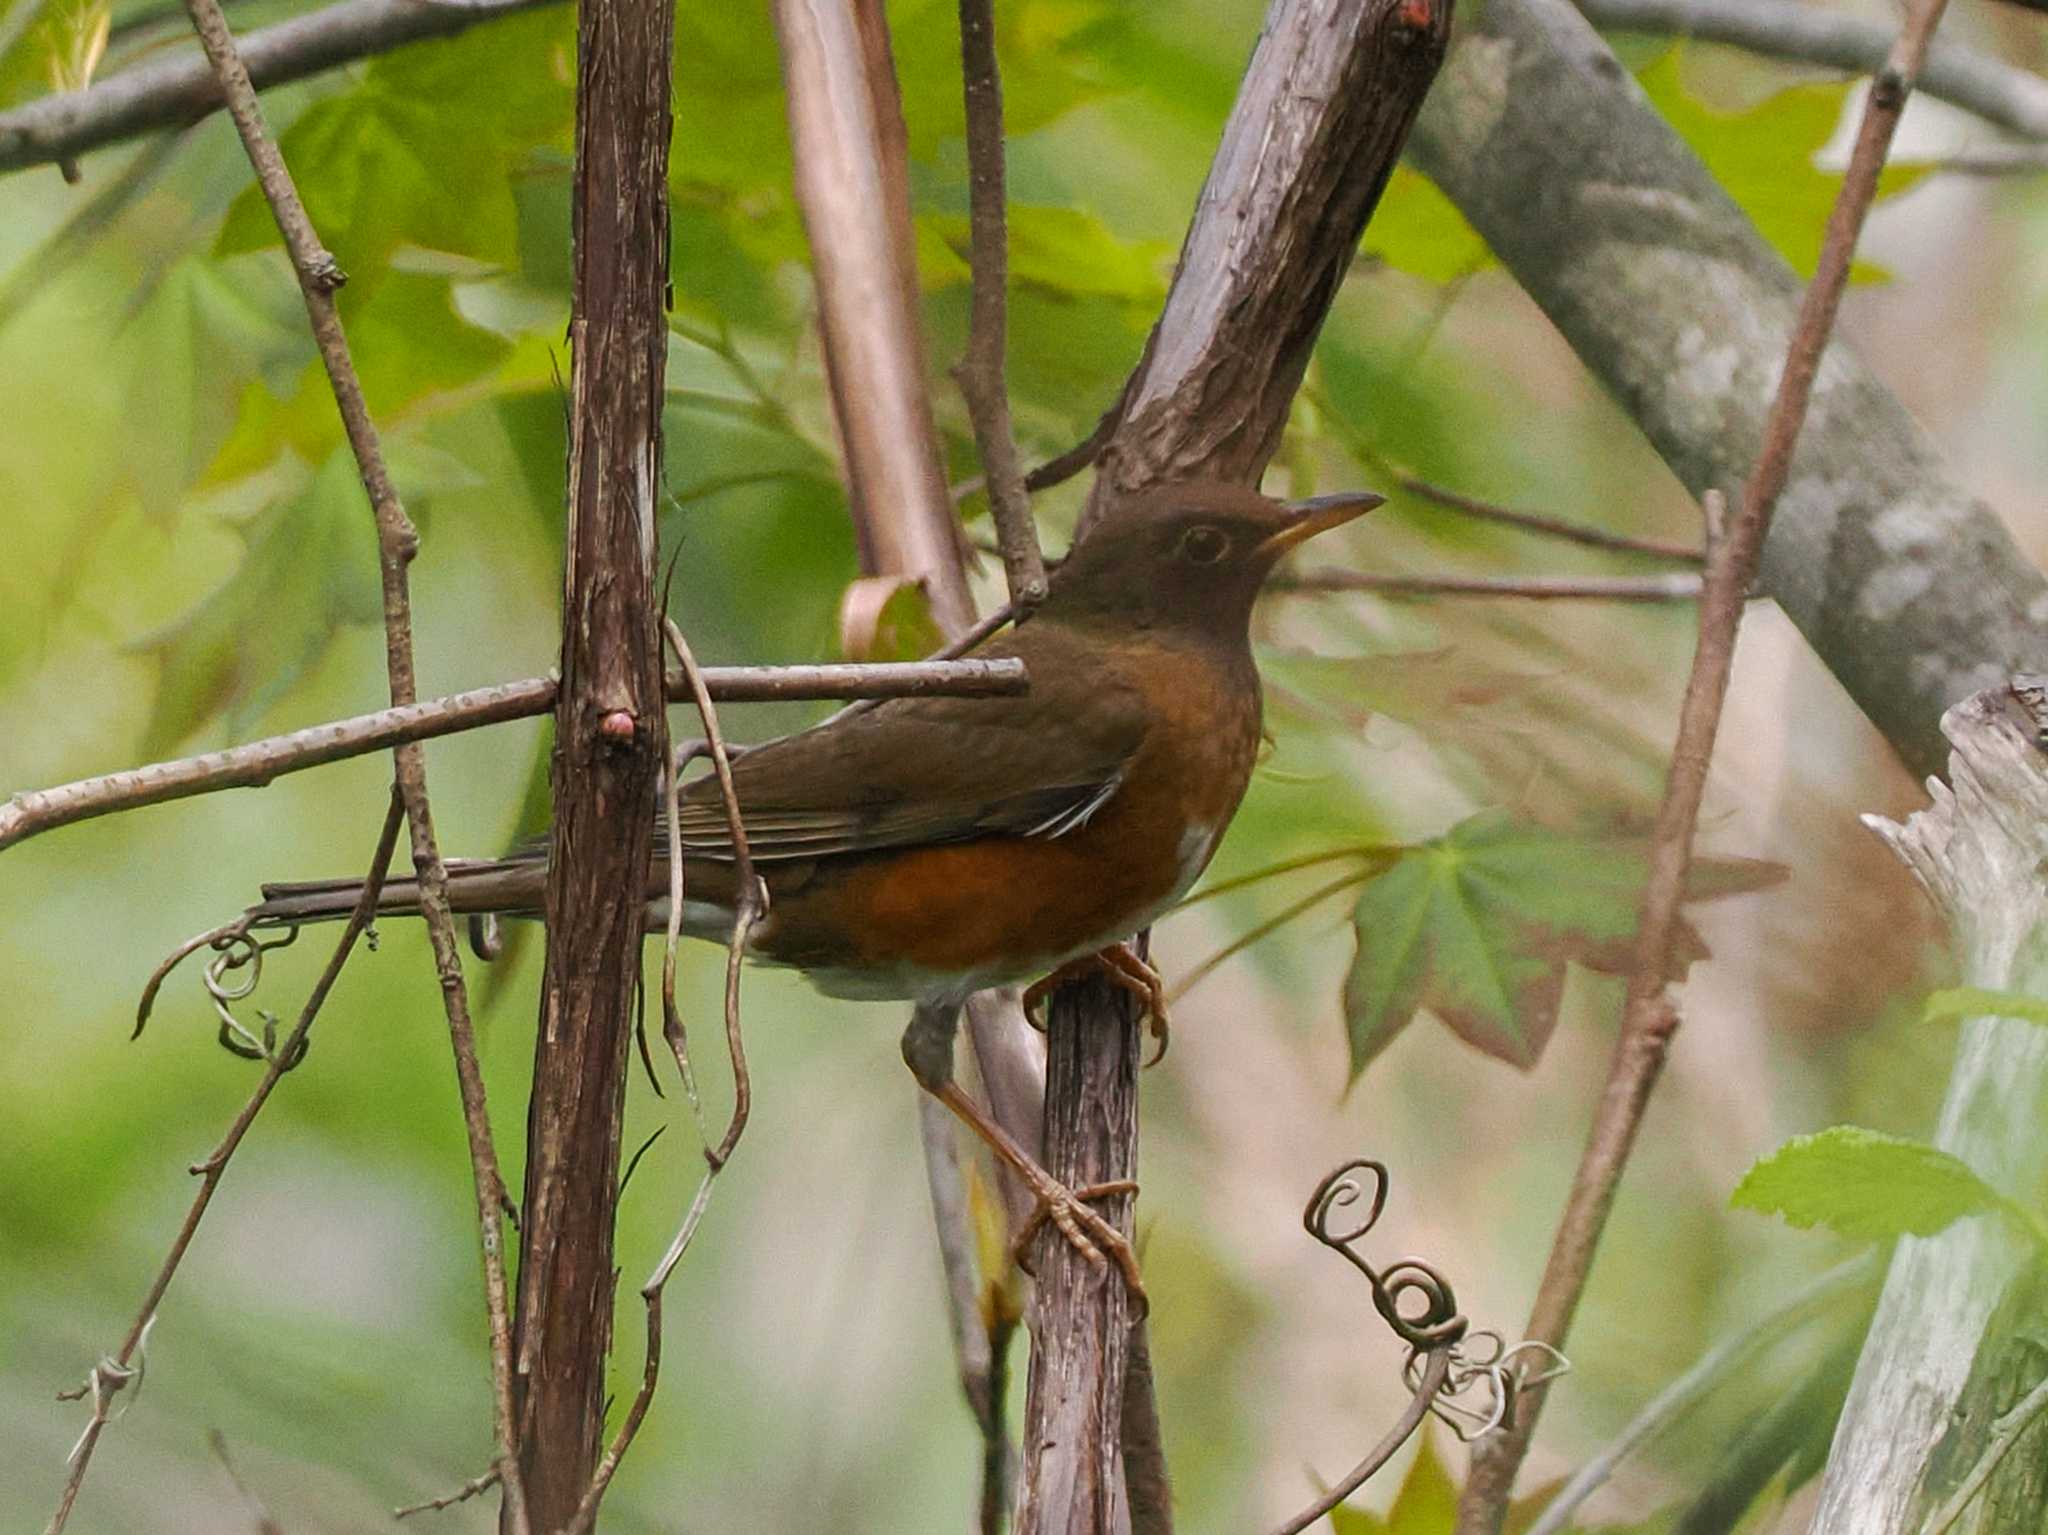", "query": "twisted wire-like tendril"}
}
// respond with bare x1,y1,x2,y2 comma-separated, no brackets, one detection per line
1304,1159,1465,1349
1270,1157,1573,1535
200,923,308,1065
133,915,311,1066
